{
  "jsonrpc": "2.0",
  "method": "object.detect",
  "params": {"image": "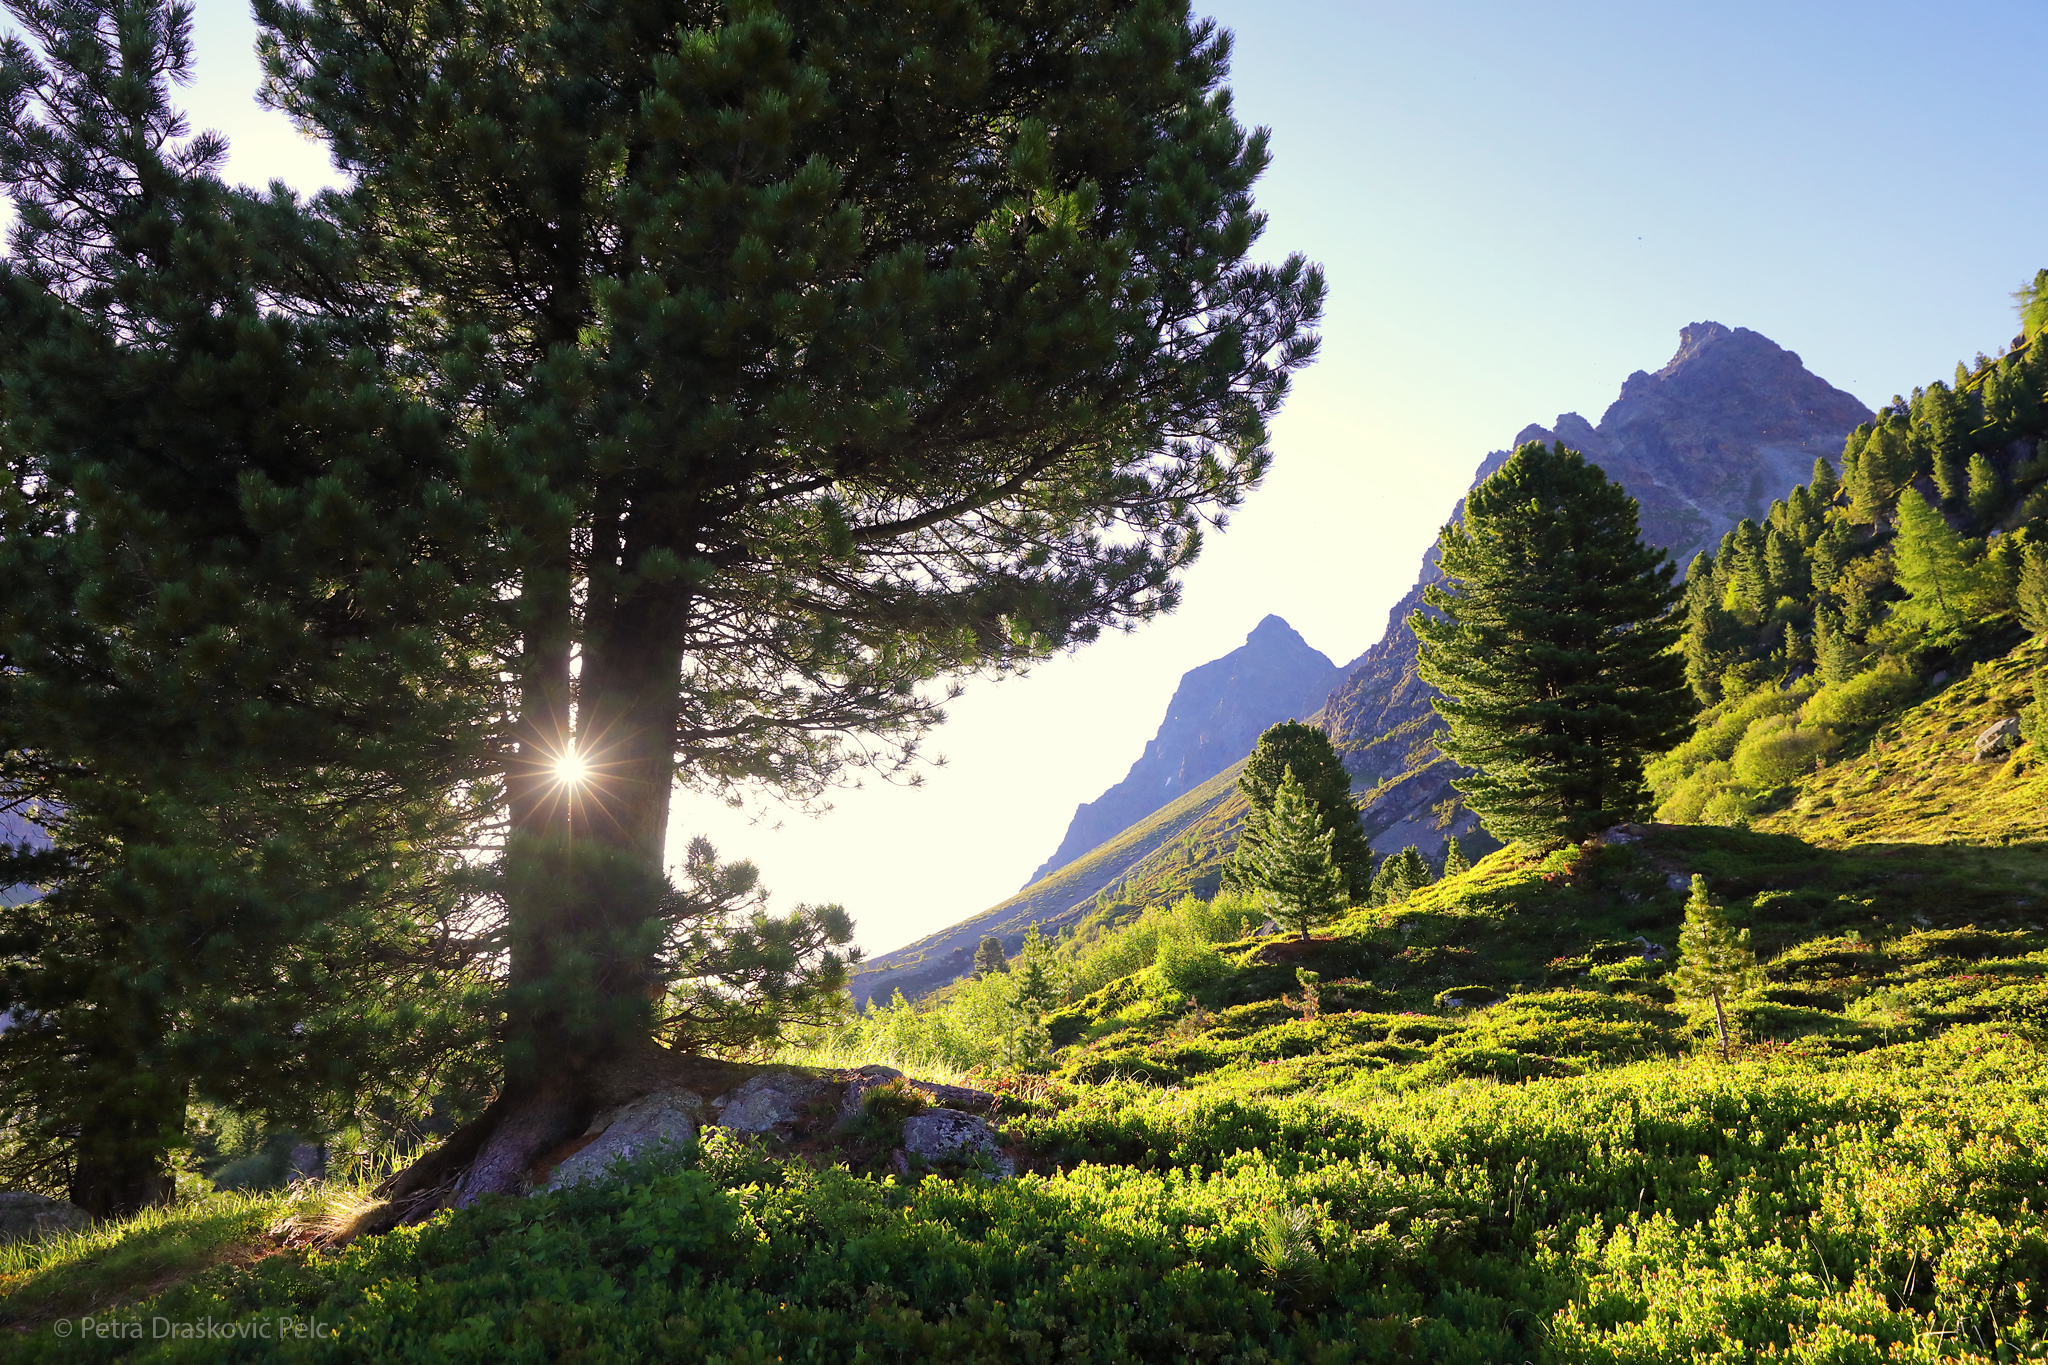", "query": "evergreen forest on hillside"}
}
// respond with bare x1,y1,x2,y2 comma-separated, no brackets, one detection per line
6,4,2048,1362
